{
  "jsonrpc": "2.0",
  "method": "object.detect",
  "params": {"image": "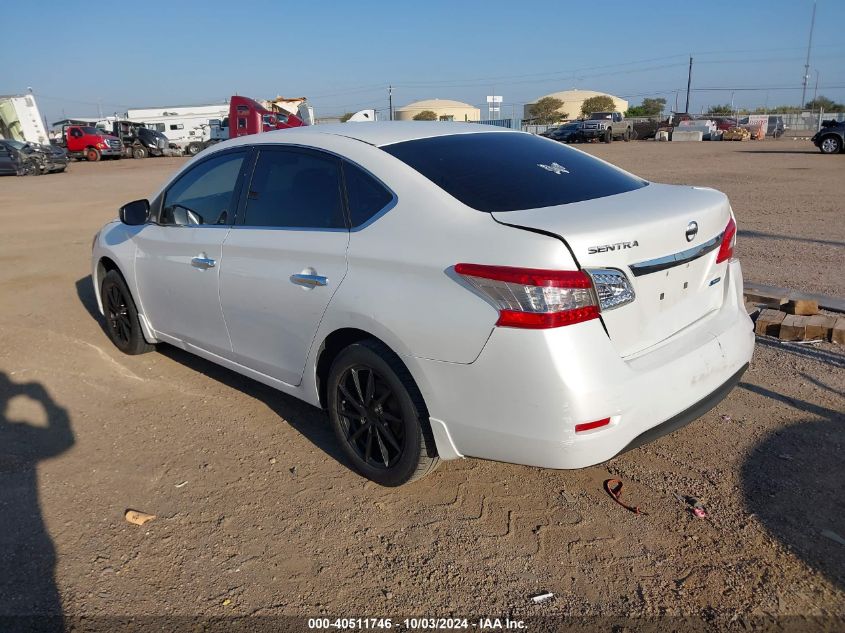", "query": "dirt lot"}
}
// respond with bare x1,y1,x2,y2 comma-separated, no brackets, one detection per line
0,139,842,631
